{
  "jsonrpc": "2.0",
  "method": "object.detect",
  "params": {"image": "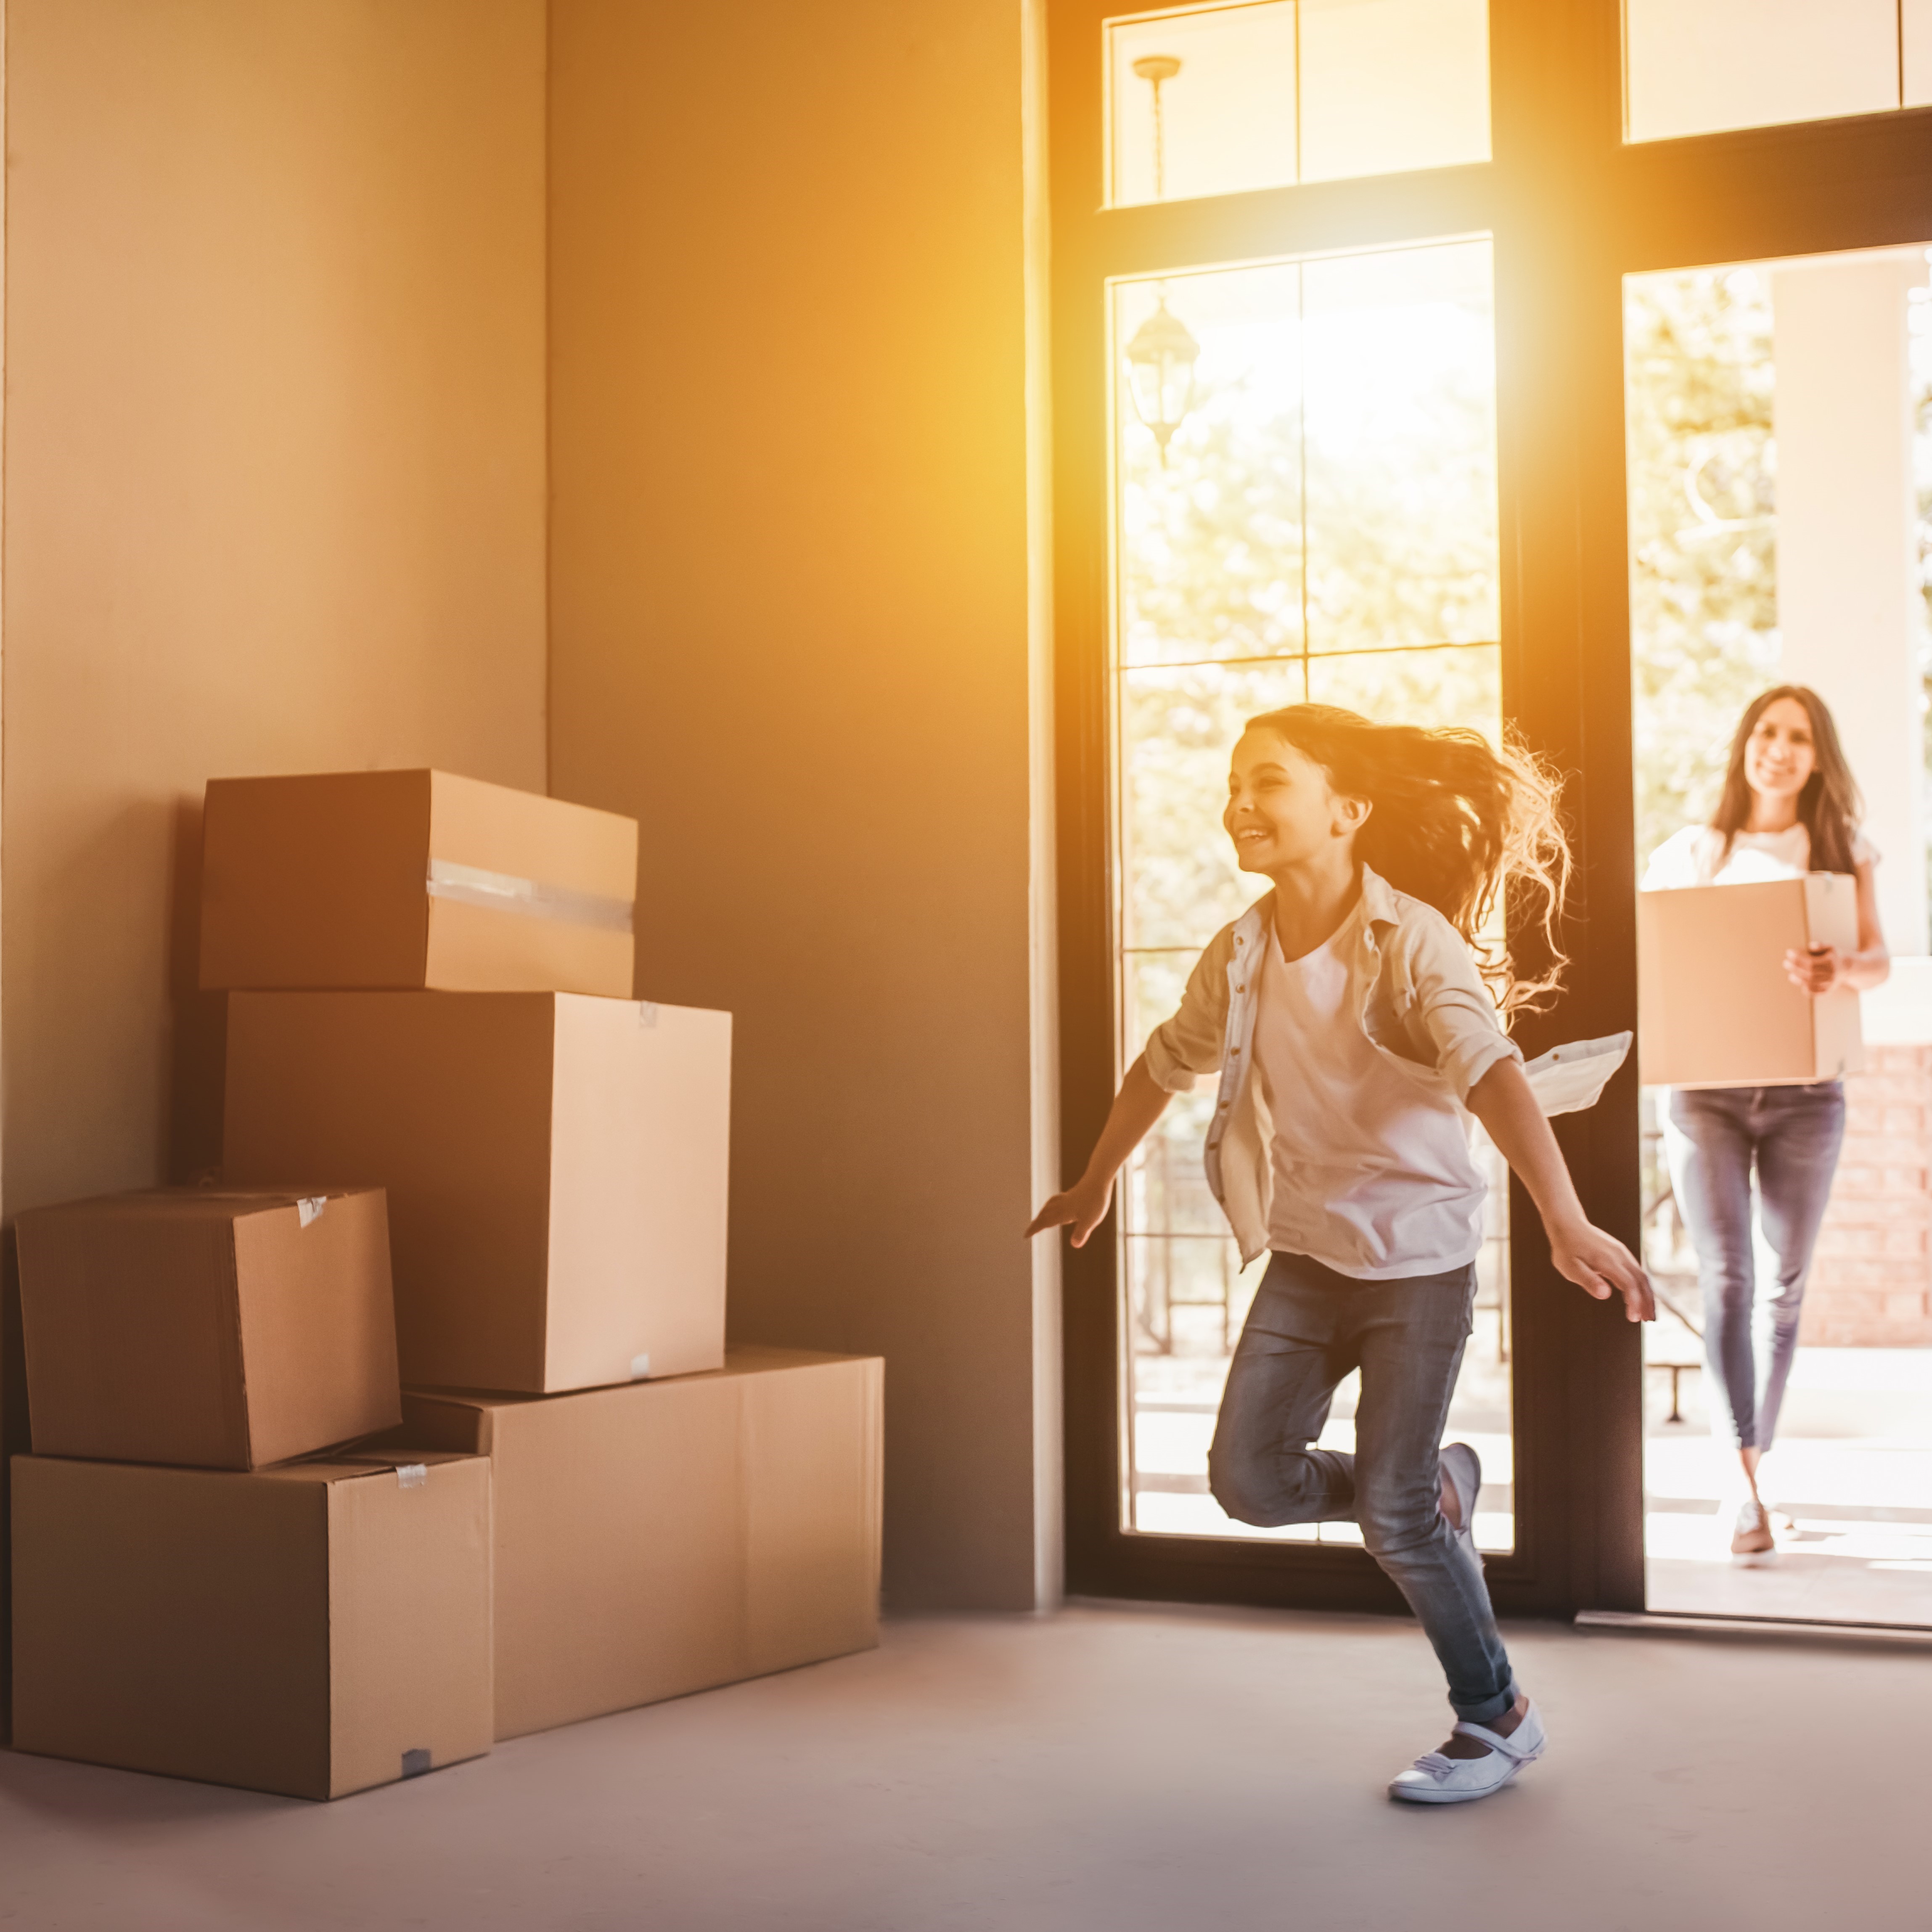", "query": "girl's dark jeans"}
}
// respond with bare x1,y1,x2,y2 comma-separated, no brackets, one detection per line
1665,1080,1846,1452
1206,1250,1515,1725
